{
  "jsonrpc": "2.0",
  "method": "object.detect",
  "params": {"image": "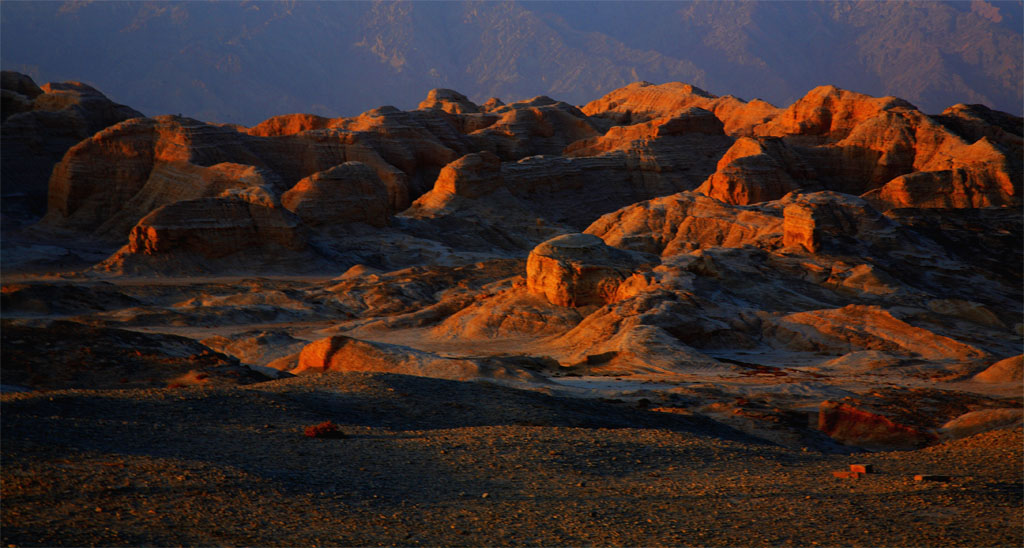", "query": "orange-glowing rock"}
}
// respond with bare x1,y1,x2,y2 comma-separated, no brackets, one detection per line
245,113,330,137
972,355,1023,383
755,85,916,142
281,162,391,227
771,305,987,361
125,197,305,259
294,335,543,382
585,191,784,256
582,81,779,136
432,151,503,198
526,233,647,307
781,192,892,254
818,400,936,451
417,88,480,114
696,136,810,205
